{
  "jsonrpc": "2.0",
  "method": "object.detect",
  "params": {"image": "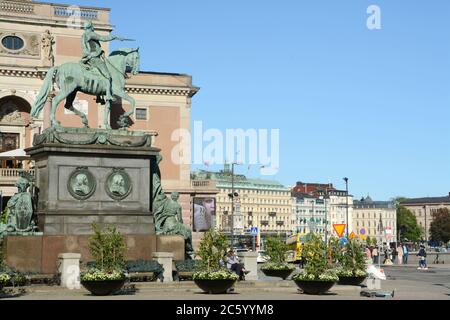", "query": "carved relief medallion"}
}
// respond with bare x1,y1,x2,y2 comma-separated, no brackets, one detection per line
68,167,96,200
105,168,132,201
